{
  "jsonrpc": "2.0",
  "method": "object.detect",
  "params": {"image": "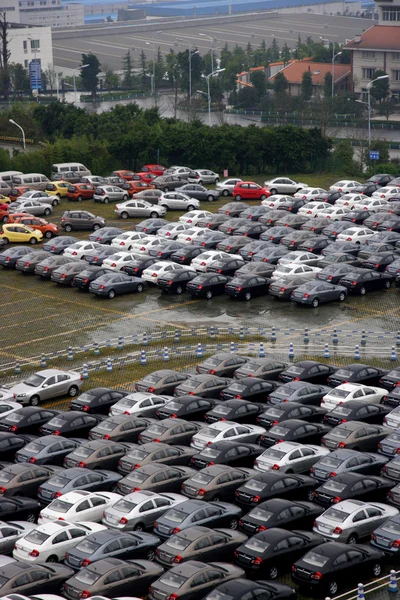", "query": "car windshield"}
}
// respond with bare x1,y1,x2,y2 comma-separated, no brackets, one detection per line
113,499,139,513
166,536,191,551
324,508,351,522
327,389,351,399
318,456,342,468
389,433,400,442
163,509,186,523
75,570,102,585
205,591,233,600
200,428,219,438
50,475,72,488
24,530,50,545
75,539,102,553
191,472,214,484
249,508,272,521
73,447,93,458
23,374,46,387
159,572,187,588
303,551,329,568
382,521,400,535
245,479,265,492
270,426,290,436
147,424,167,435
0,576,9,588
49,500,73,513
261,448,286,460
321,481,347,493
334,369,353,378
199,447,220,458
24,441,47,453
328,428,350,440
244,538,270,552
